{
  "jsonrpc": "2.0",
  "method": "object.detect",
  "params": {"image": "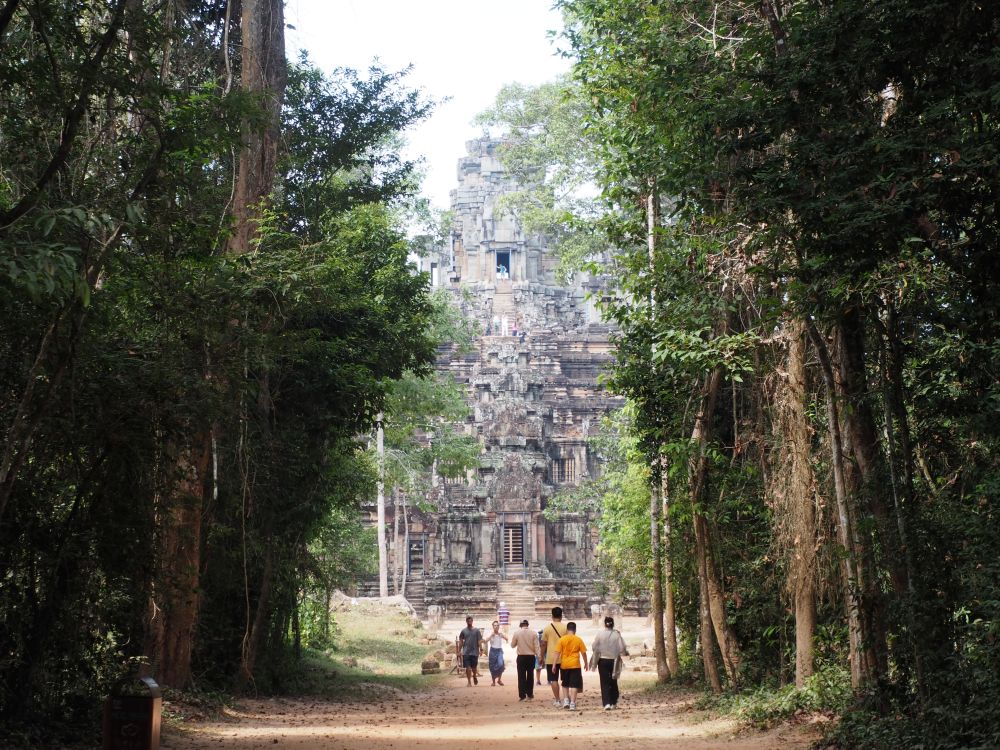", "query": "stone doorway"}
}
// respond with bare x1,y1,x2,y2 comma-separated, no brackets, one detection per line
503,524,524,565
496,250,511,280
